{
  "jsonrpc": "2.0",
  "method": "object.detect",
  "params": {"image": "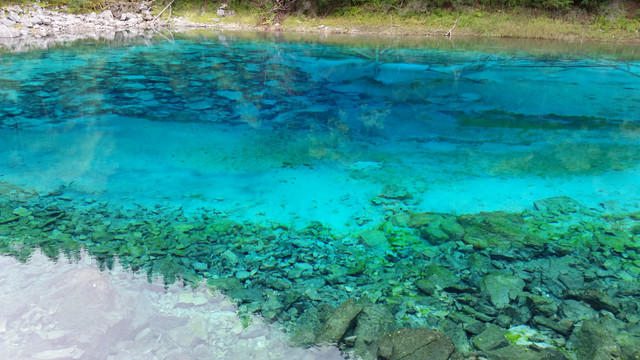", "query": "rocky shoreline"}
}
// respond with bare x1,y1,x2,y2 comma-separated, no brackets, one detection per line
0,3,222,52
